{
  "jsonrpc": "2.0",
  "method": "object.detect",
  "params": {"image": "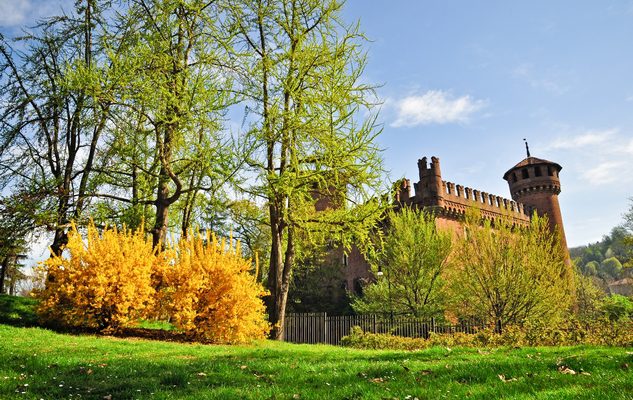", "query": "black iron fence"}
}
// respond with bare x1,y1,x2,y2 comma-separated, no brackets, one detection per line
283,313,488,345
